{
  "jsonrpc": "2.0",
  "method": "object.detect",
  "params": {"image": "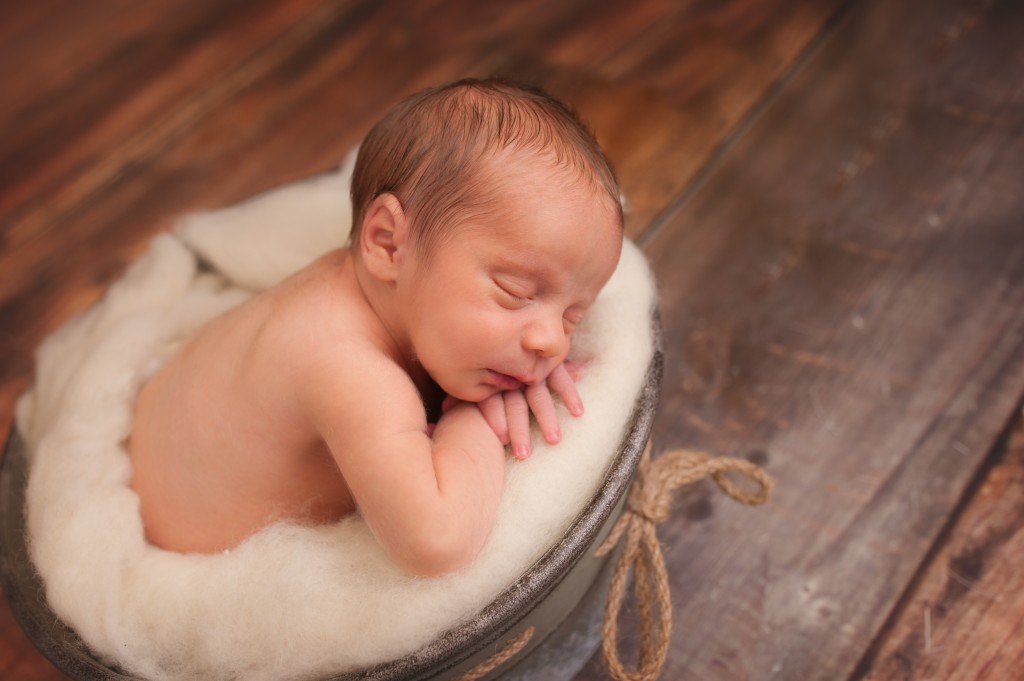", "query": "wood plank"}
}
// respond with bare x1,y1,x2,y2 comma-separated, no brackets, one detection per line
0,580,57,681
0,0,316,224
492,0,845,239
0,0,839,455
857,416,1024,680
570,0,1024,678
0,1,849,678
